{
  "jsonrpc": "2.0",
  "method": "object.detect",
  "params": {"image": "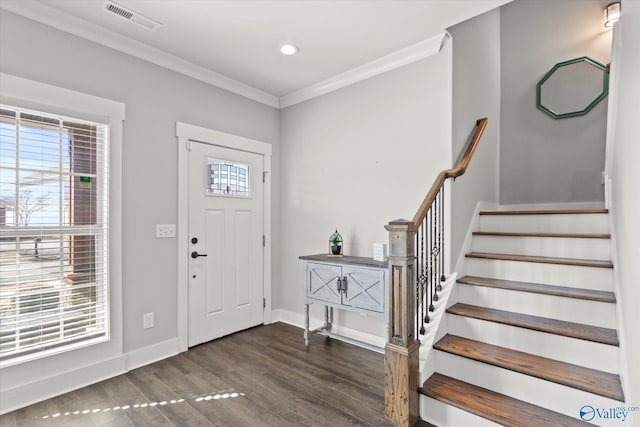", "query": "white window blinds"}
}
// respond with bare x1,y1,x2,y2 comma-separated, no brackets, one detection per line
0,105,109,364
